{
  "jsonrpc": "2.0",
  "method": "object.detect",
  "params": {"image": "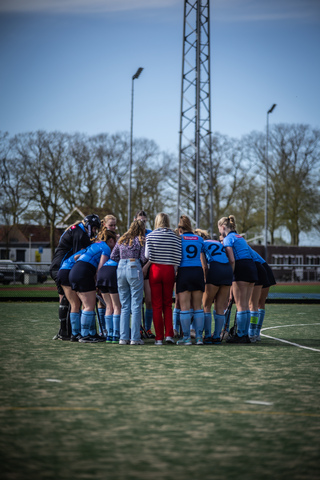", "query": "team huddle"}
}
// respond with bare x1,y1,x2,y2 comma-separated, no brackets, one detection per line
50,211,275,345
